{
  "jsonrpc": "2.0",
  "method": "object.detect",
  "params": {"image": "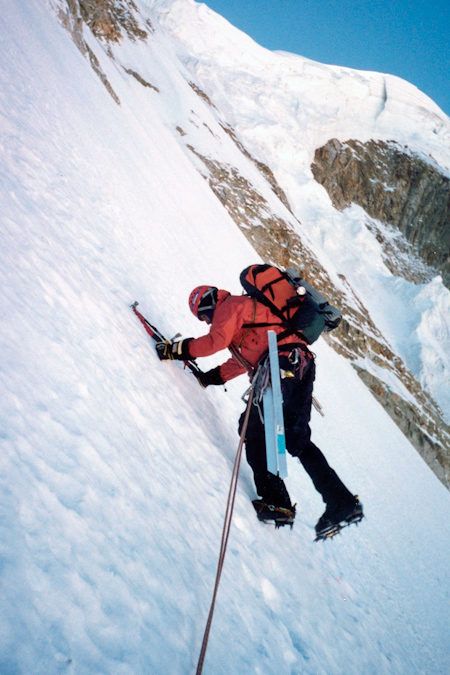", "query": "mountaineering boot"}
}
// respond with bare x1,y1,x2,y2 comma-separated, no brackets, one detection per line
257,472,292,509
252,500,296,529
315,495,363,540
252,472,295,528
